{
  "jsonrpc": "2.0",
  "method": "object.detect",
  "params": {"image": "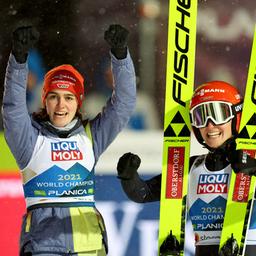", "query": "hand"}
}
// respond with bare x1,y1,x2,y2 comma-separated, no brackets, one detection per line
219,234,239,256
159,231,180,256
117,152,141,180
225,138,256,176
12,26,39,63
104,24,129,59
